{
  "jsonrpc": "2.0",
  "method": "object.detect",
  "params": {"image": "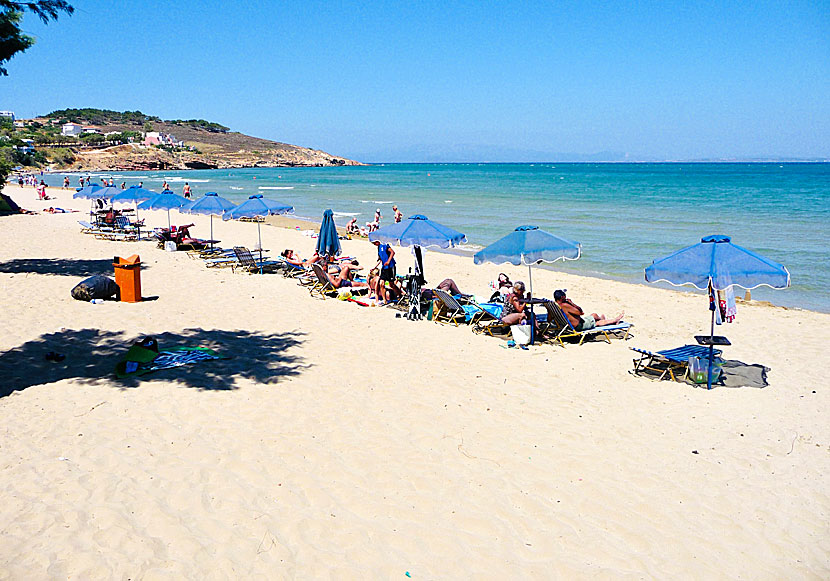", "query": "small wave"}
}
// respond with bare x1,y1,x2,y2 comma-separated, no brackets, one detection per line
457,243,484,251
259,186,295,190
373,200,394,204
360,200,370,203
229,186,244,190
333,212,361,217
163,177,210,183
444,200,453,203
